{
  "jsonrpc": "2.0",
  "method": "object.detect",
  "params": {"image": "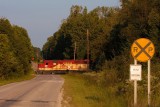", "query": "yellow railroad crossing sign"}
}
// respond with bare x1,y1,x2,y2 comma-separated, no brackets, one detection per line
131,38,155,62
